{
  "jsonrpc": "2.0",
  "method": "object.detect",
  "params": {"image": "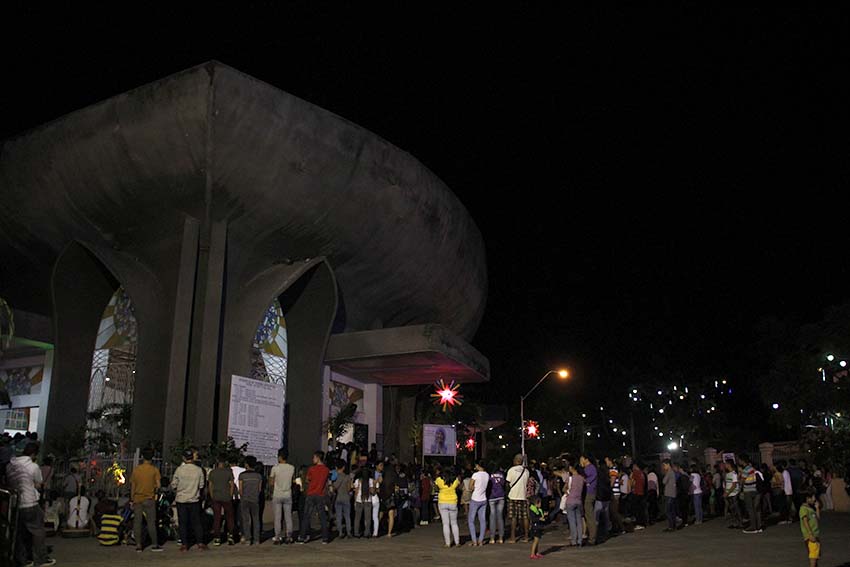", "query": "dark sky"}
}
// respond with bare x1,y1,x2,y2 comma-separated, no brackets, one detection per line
3,5,849,407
